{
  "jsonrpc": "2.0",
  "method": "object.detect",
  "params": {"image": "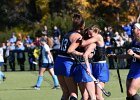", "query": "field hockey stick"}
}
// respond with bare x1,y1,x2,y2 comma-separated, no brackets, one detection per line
107,54,124,93
114,57,124,93
71,55,111,97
